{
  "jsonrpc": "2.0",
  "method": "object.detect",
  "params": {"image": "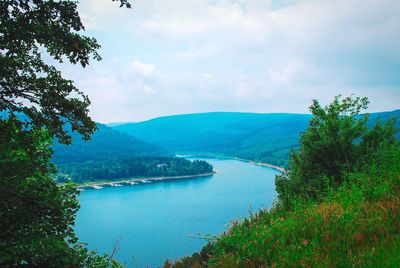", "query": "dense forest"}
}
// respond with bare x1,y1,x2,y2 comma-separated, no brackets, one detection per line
55,157,213,183
166,96,400,267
